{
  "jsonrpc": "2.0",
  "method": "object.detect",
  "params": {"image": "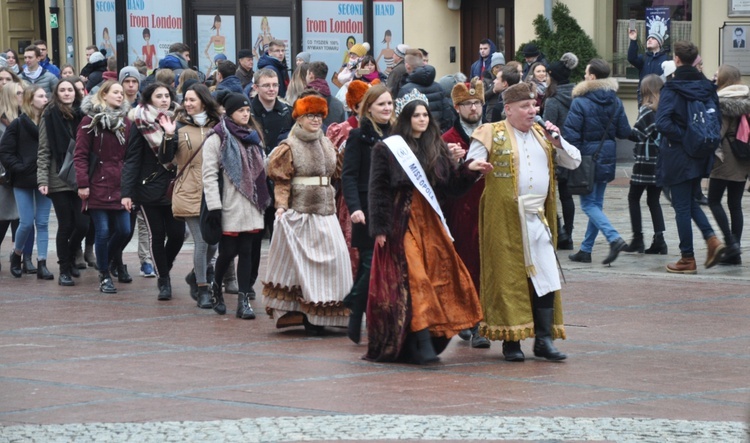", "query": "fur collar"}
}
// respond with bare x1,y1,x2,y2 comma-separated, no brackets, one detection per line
572,77,619,98
718,85,750,117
